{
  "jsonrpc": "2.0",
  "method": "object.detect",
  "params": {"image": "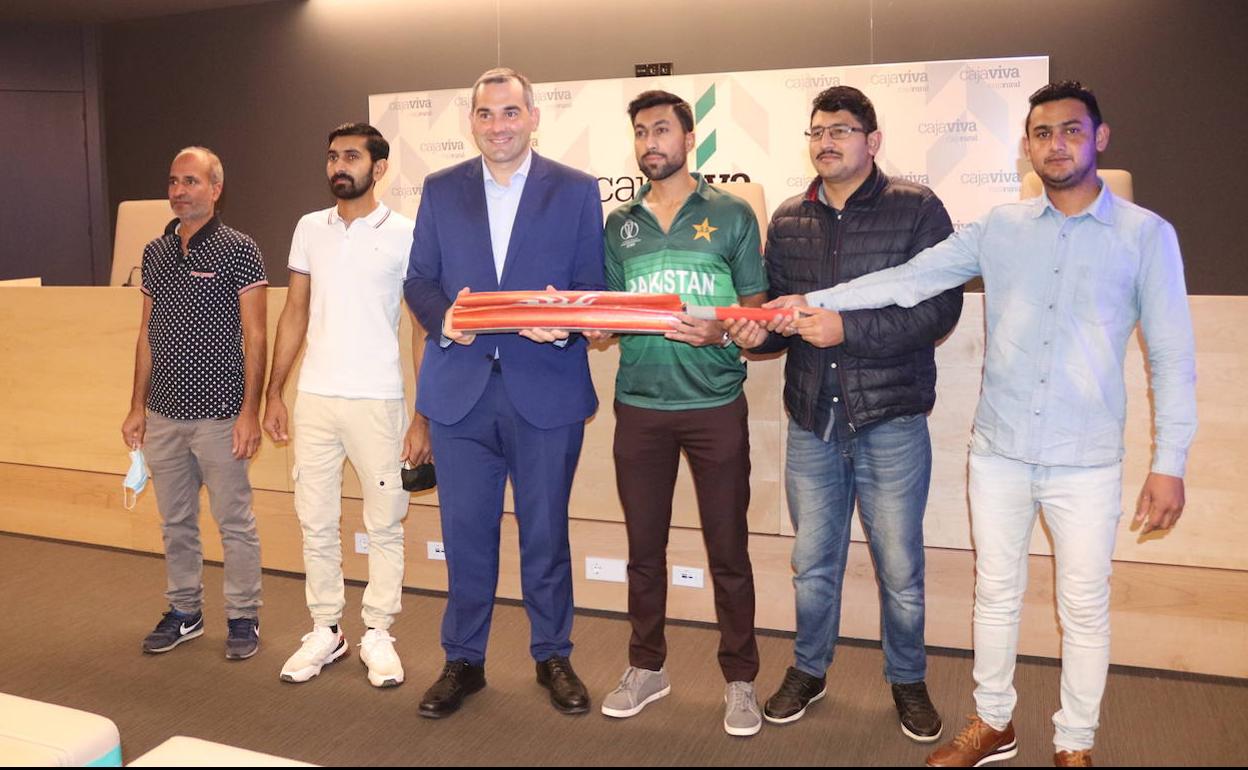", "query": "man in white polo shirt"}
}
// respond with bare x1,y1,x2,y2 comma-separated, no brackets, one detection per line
263,123,431,688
